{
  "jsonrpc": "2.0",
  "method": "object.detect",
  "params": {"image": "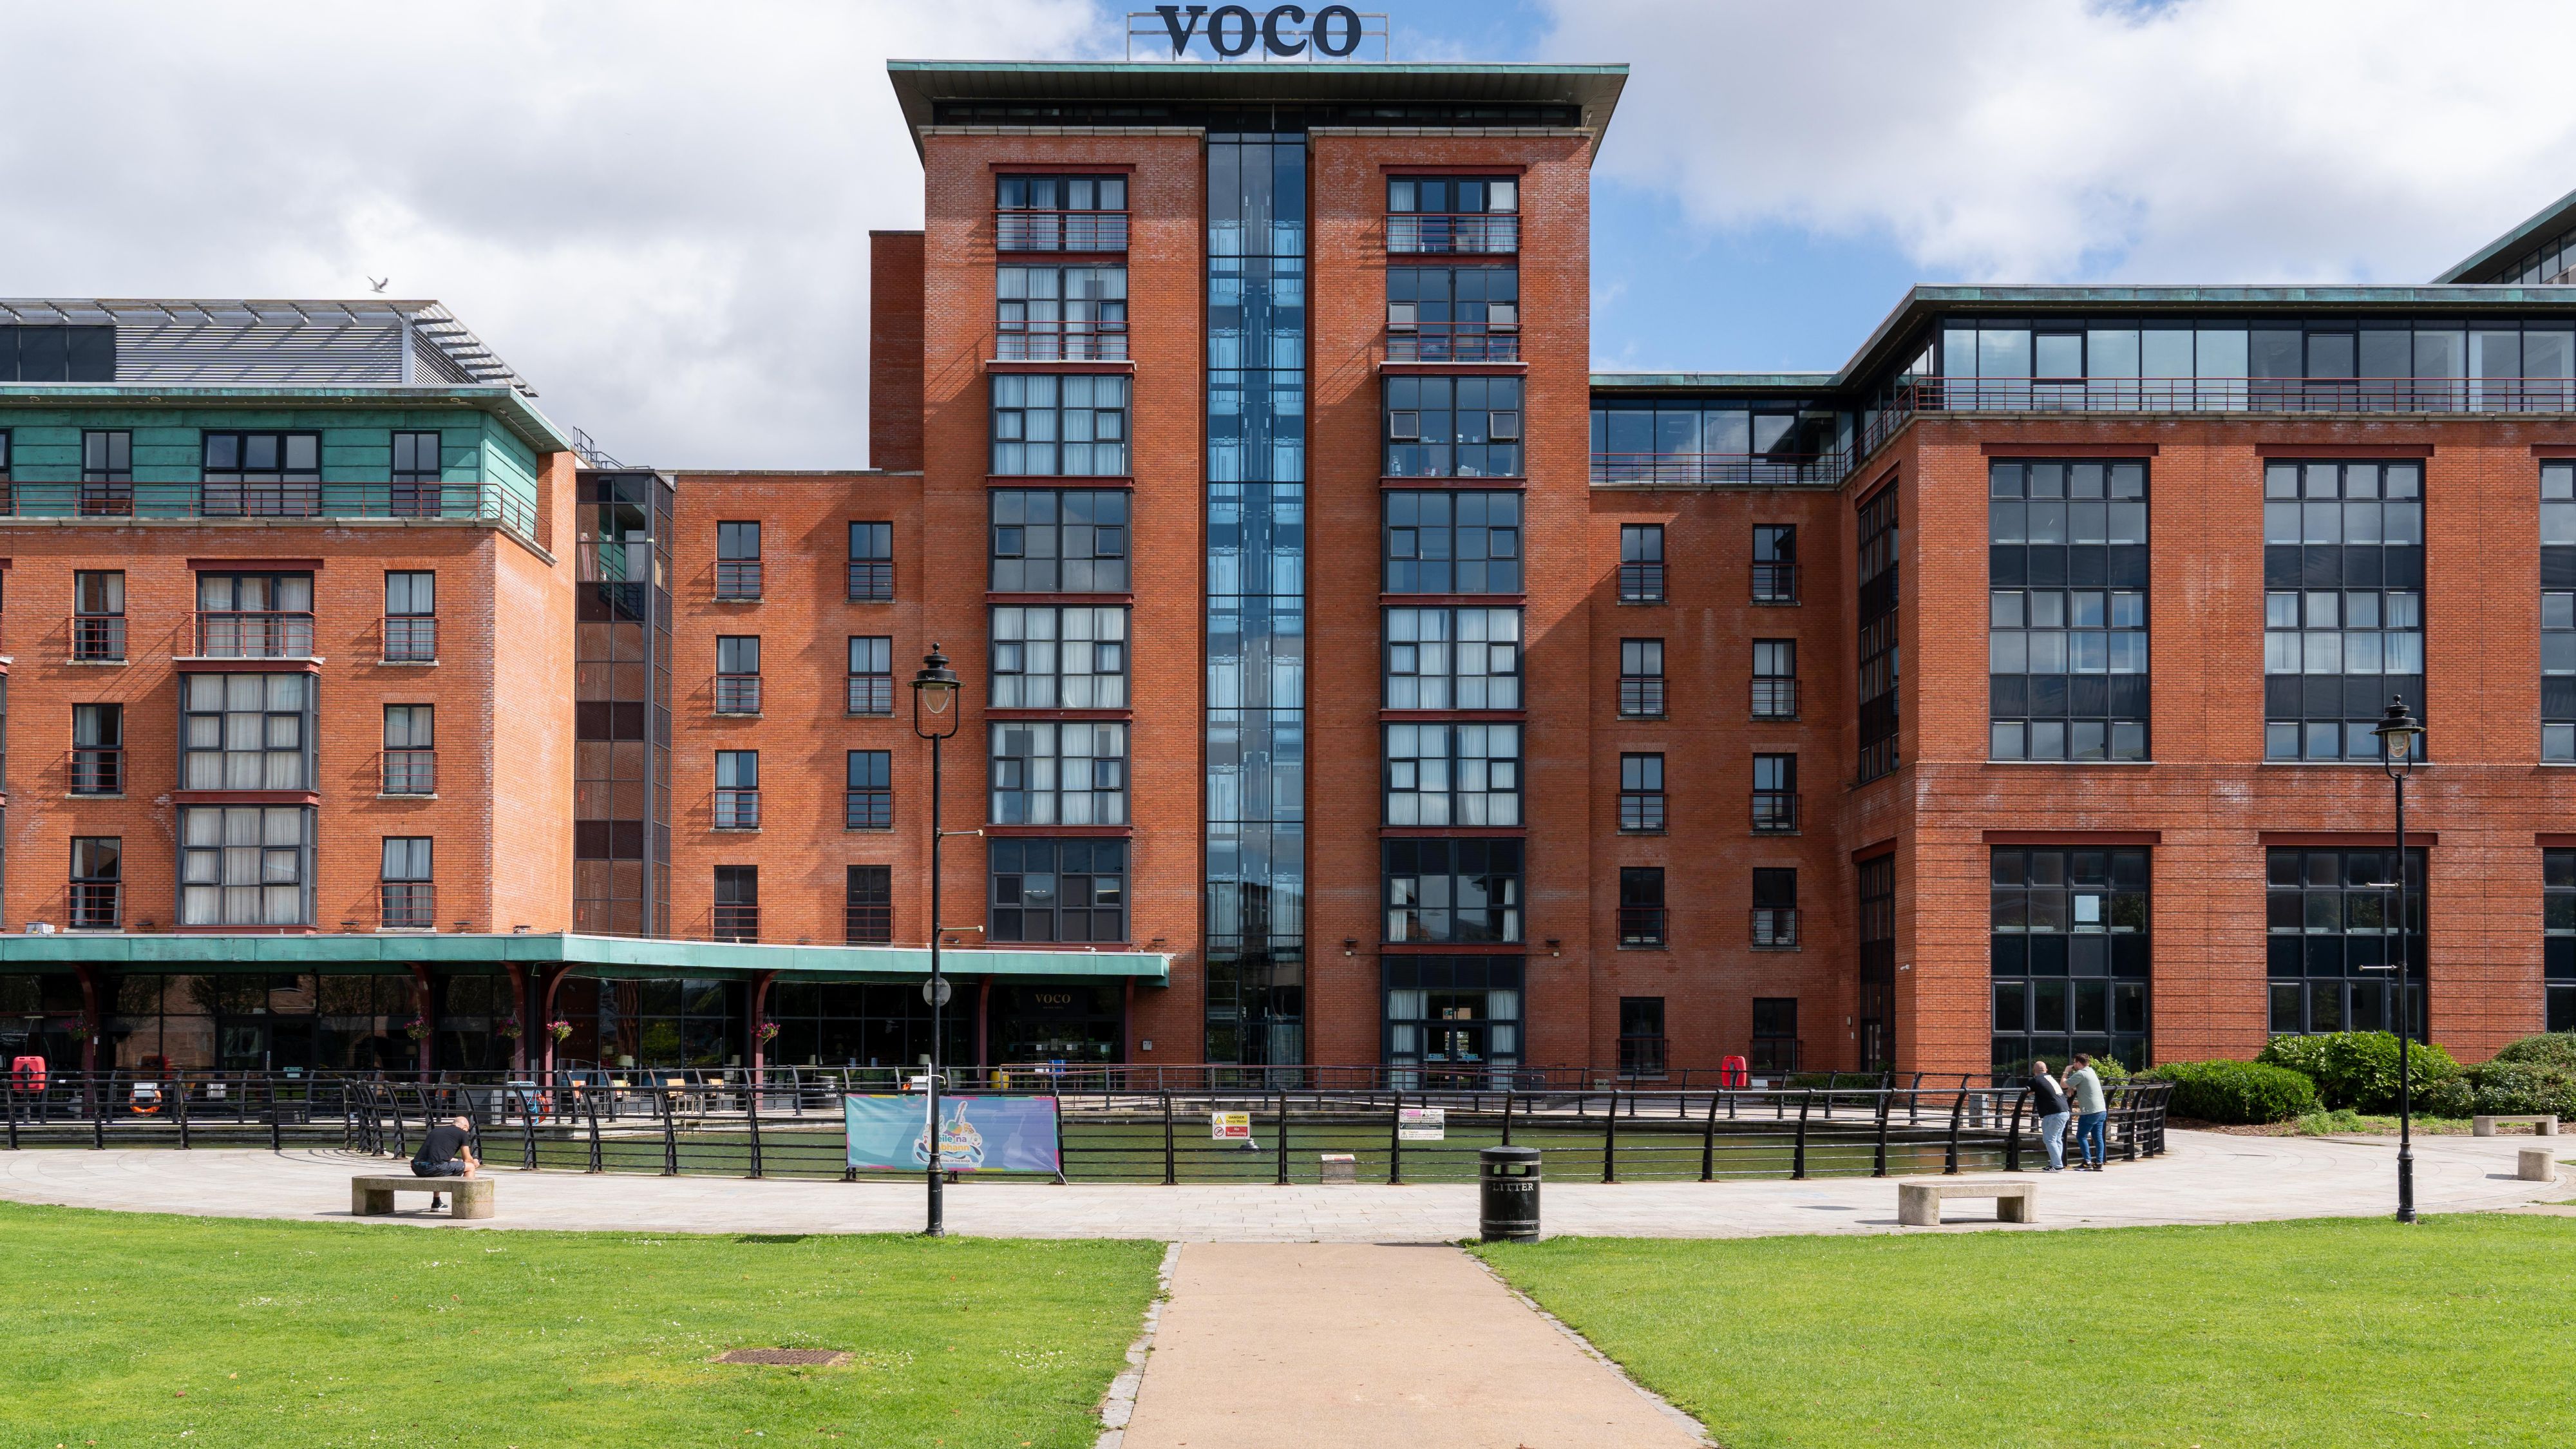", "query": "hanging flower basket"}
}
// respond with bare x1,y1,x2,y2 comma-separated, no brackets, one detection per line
402,1016,432,1042
545,1019,575,1043
495,1017,524,1040
754,1021,781,1045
